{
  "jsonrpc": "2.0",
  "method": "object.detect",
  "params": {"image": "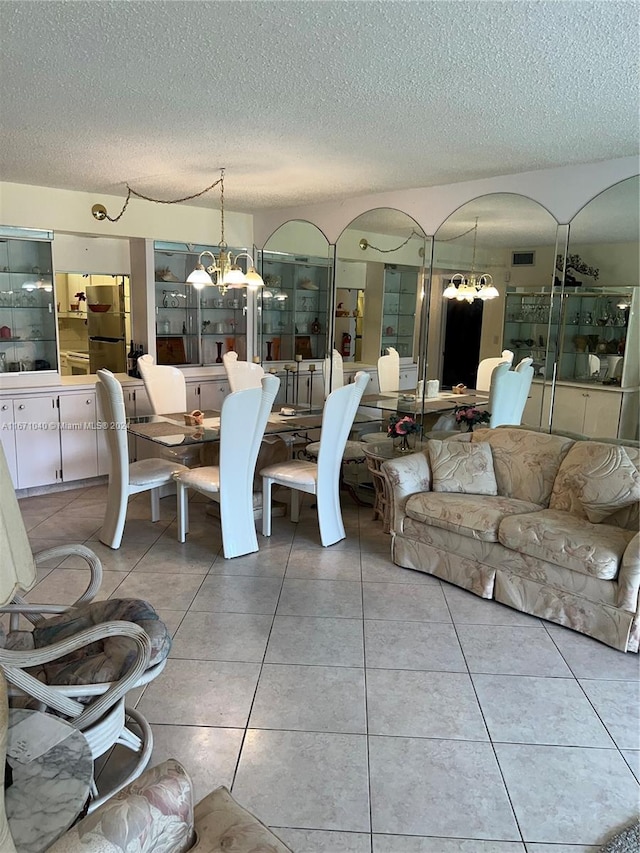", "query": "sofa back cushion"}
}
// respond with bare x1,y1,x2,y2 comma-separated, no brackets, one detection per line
550,441,640,530
428,440,498,495
469,428,574,506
